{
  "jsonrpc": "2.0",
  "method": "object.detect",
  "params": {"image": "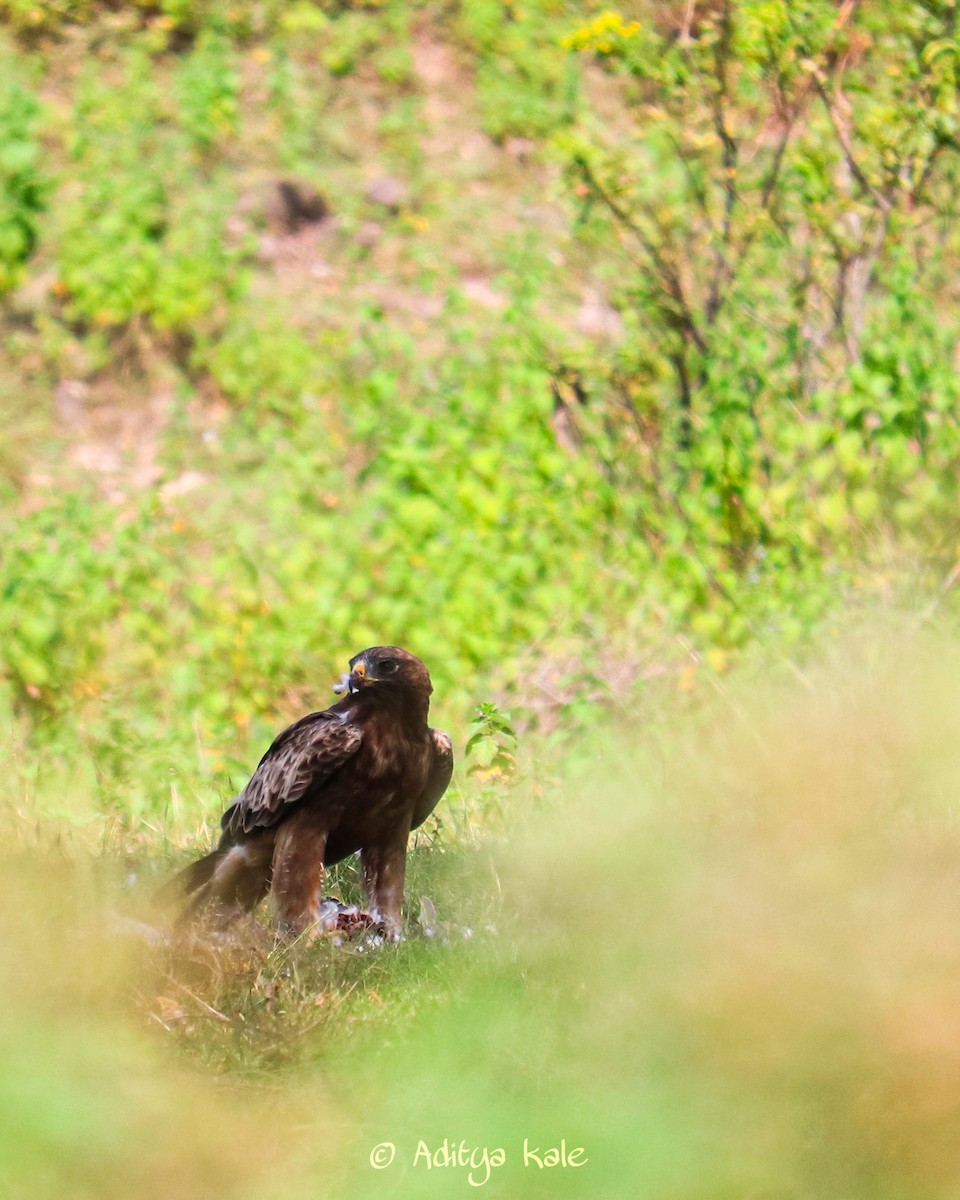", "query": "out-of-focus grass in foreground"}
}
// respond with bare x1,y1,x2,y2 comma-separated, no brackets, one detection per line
6,631,960,1199
0,857,347,1200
